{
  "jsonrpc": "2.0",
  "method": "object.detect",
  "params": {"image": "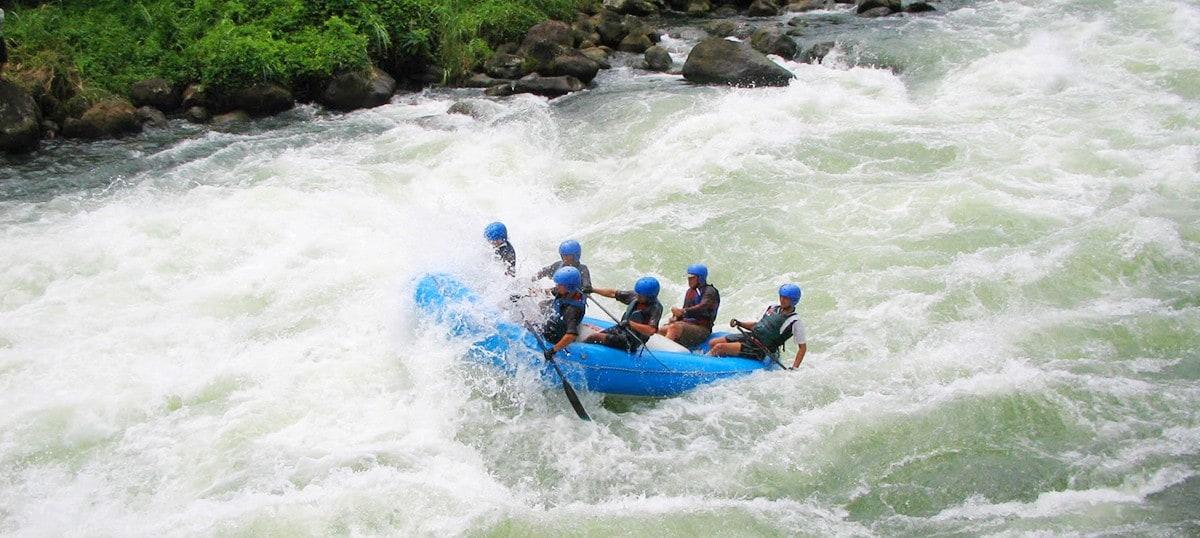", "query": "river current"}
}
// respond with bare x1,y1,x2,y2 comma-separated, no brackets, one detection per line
2,0,1199,535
